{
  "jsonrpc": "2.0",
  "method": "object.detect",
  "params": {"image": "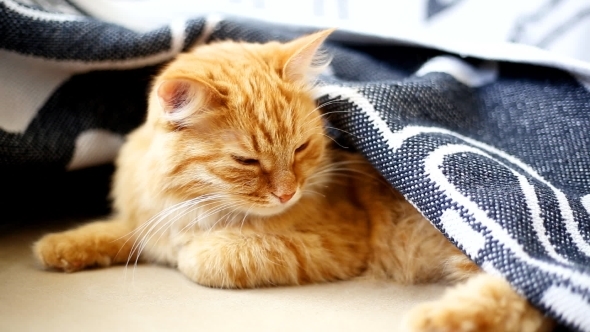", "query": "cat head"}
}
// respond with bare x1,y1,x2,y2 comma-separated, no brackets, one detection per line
145,29,335,218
